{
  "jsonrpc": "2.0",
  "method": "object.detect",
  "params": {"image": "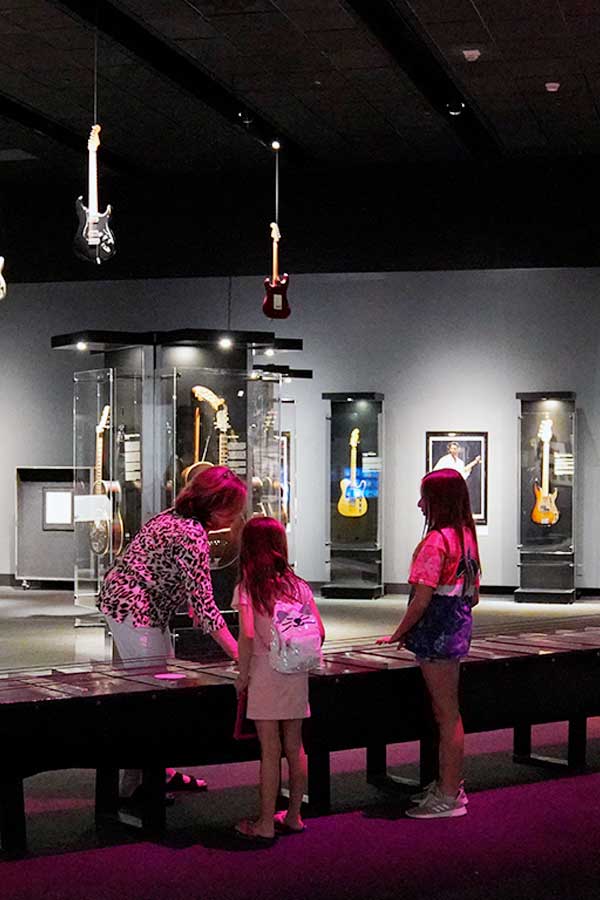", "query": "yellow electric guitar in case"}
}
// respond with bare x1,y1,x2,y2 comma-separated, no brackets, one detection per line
531,417,560,527
337,428,368,518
